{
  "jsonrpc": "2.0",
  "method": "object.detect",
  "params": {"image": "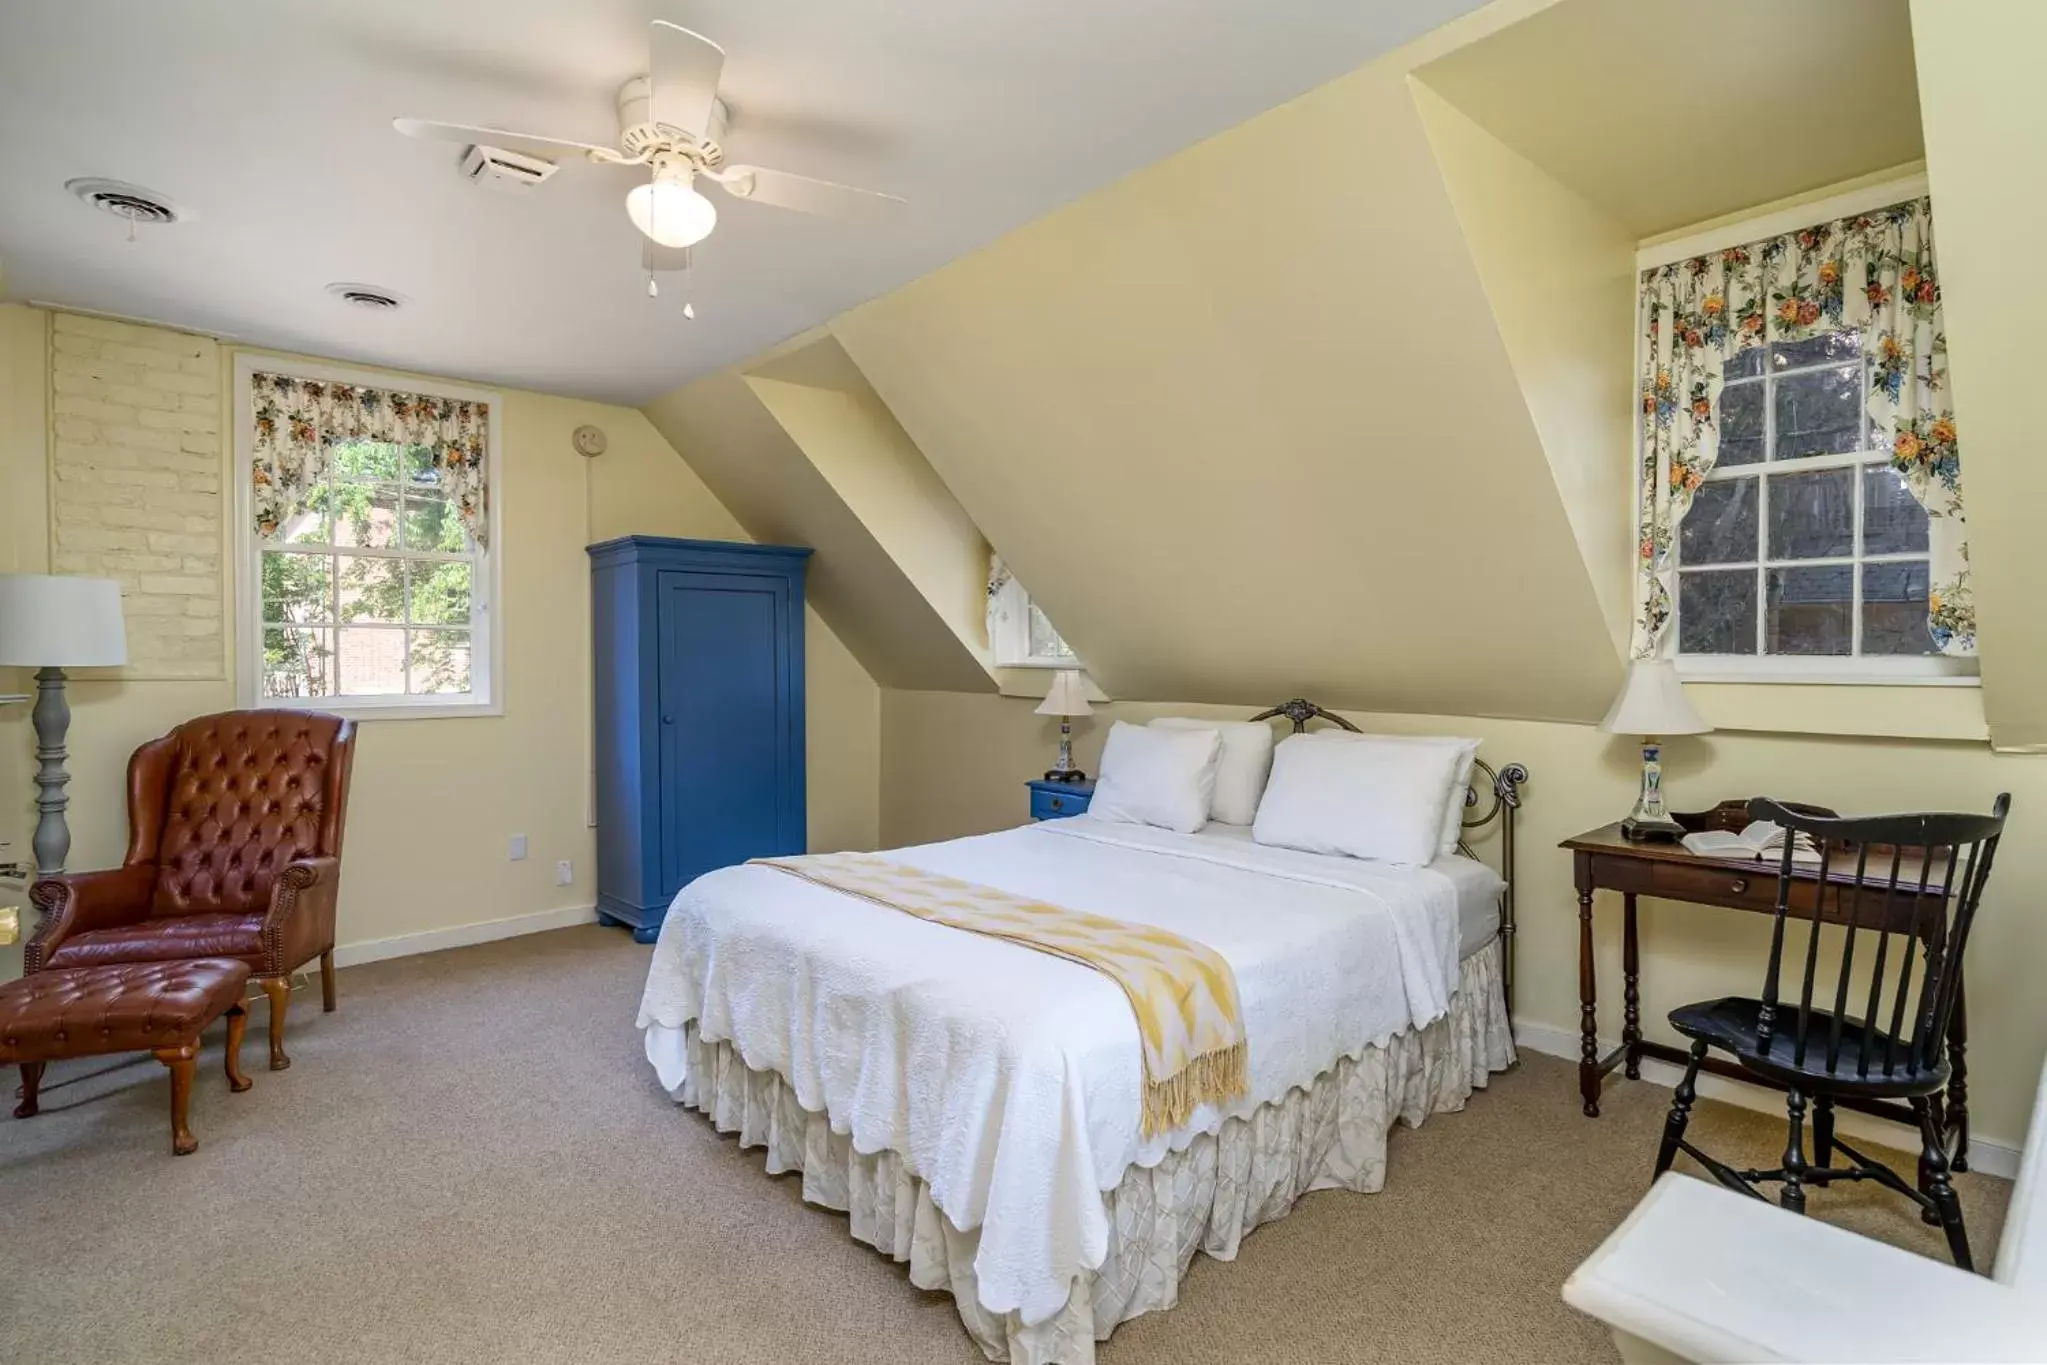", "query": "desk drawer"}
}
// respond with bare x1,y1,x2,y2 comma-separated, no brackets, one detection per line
1649,860,1778,911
